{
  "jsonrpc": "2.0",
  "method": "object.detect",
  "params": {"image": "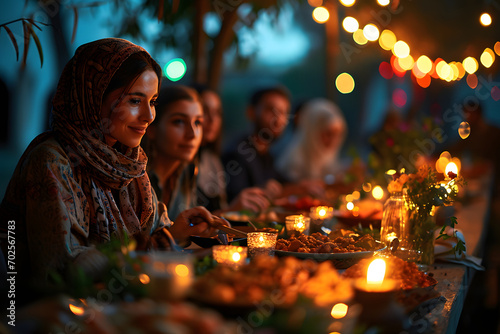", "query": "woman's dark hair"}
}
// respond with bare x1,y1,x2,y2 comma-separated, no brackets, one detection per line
103,52,162,101
155,84,200,121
